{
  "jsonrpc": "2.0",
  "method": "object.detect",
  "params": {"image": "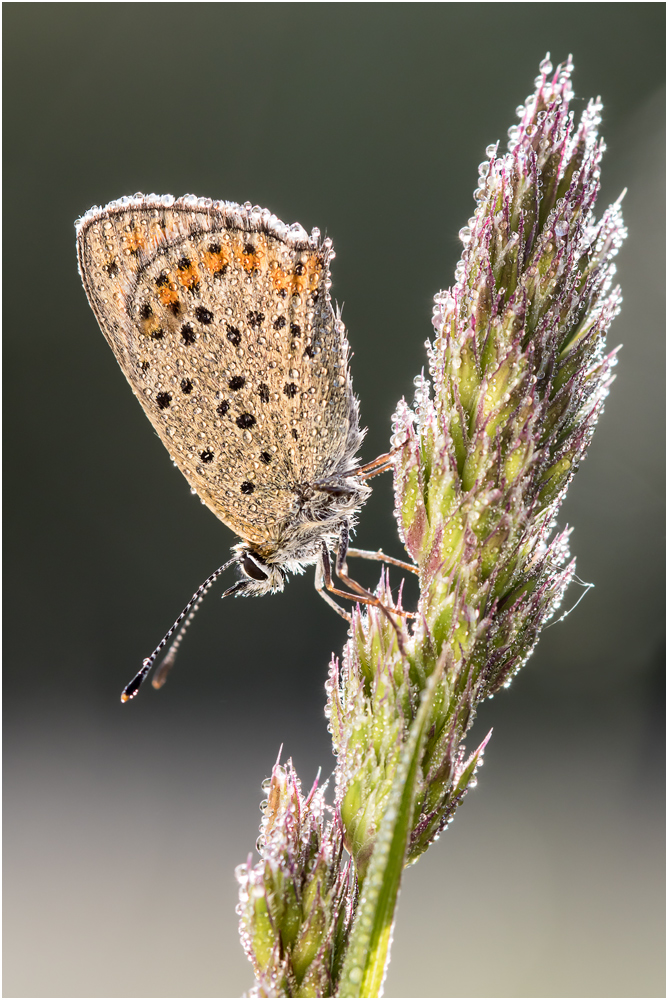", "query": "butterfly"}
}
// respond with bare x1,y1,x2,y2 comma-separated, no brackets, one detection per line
76,194,415,700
